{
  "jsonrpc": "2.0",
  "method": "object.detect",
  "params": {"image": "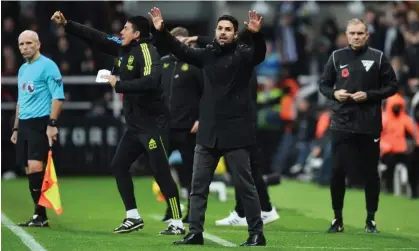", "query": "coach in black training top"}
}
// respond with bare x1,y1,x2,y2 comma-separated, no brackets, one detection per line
150,7,266,246
319,18,398,234
51,11,185,236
